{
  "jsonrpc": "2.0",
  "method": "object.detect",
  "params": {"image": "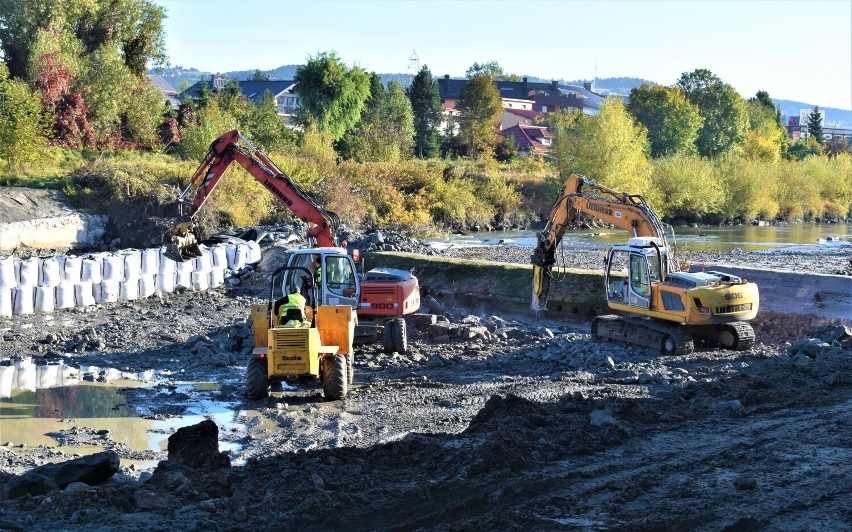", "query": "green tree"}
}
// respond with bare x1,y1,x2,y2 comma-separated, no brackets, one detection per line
408,65,442,158
294,51,370,142
466,61,520,81
234,89,295,152
677,68,748,157
0,0,167,81
743,91,788,161
0,63,48,167
549,98,653,197
626,83,702,158
249,69,269,81
339,77,413,162
177,100,238,160
382,79,415,159
456,74,502,159
806,106,824,144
